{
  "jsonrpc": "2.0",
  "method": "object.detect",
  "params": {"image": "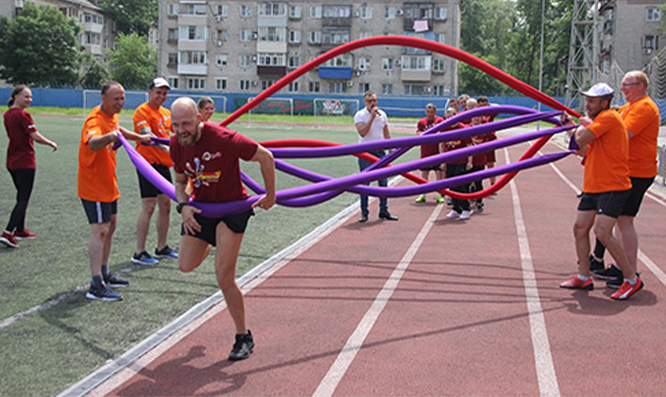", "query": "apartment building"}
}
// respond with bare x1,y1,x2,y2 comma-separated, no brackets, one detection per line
3,0,115,58
599,0,665,74
158,0,462,97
